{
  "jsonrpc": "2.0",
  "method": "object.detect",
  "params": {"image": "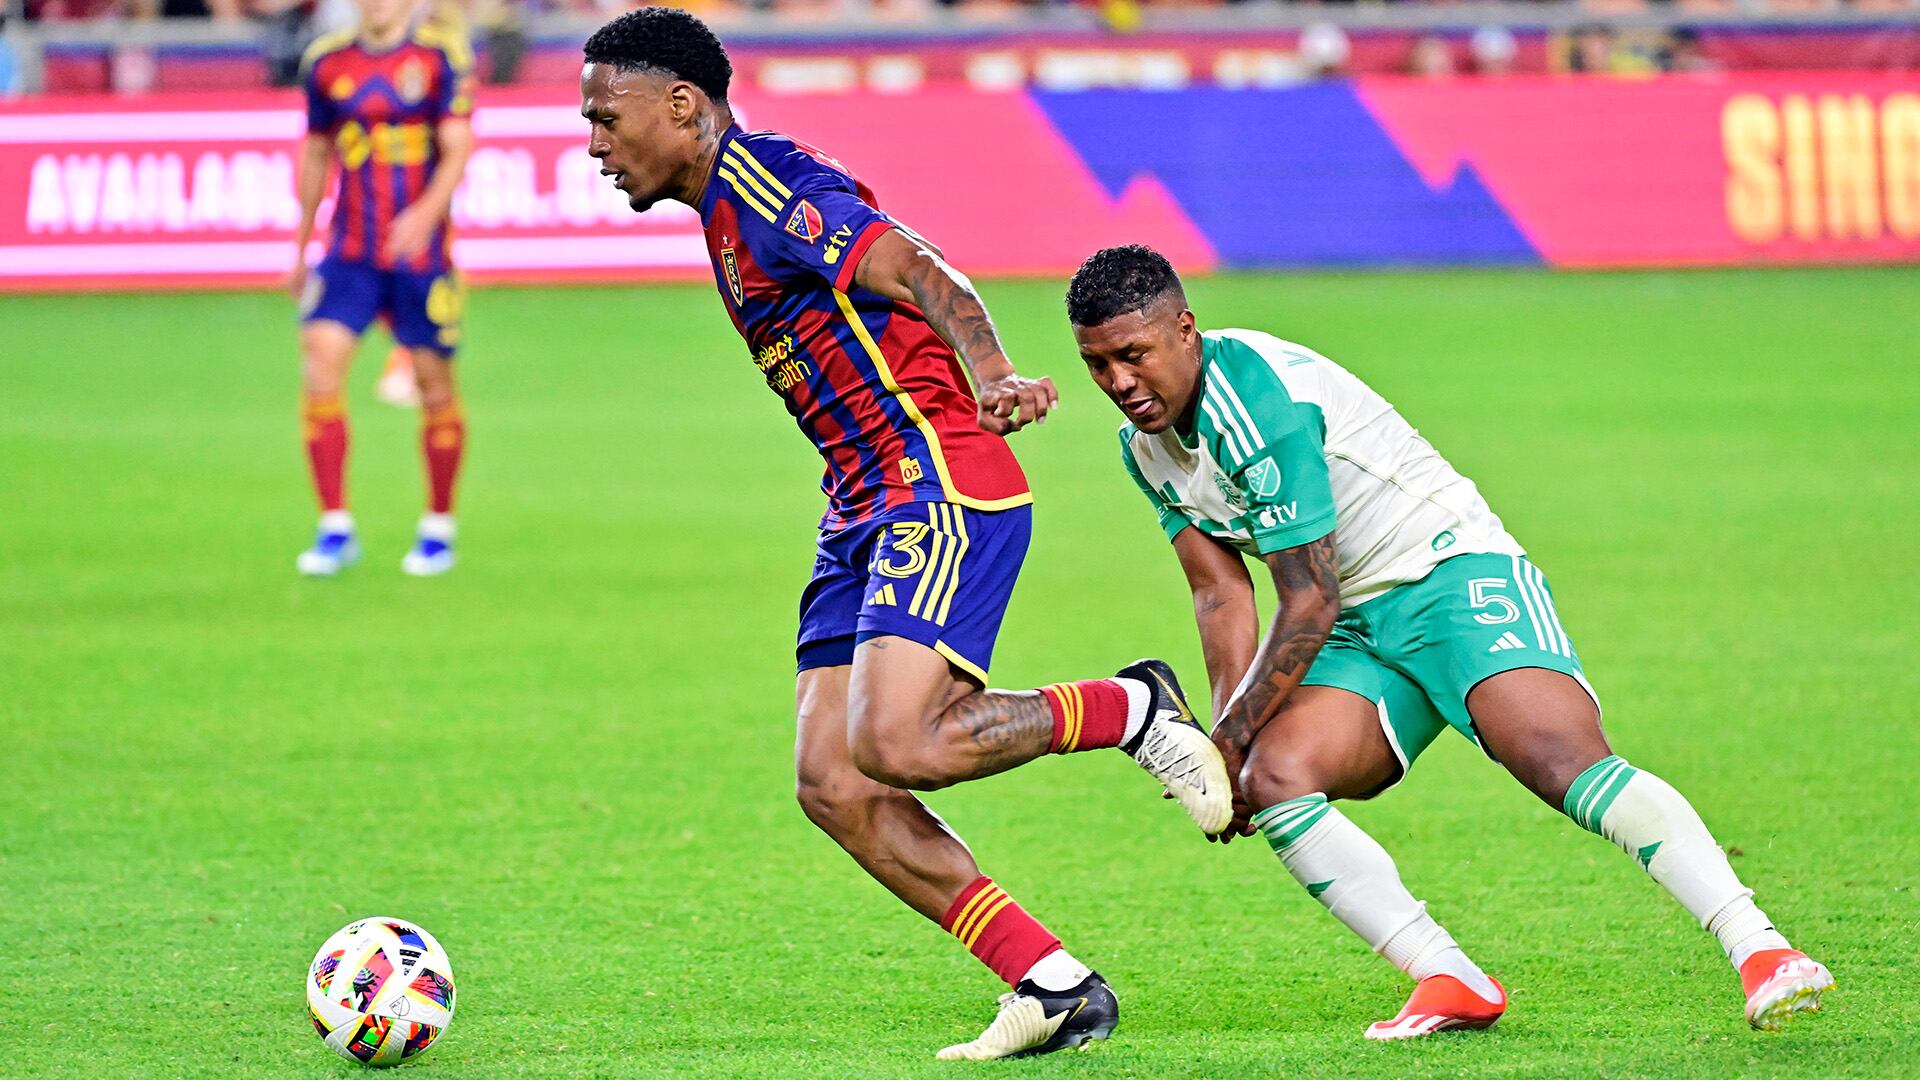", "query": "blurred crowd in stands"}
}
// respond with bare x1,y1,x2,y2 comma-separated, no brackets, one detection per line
13,0,1919,22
